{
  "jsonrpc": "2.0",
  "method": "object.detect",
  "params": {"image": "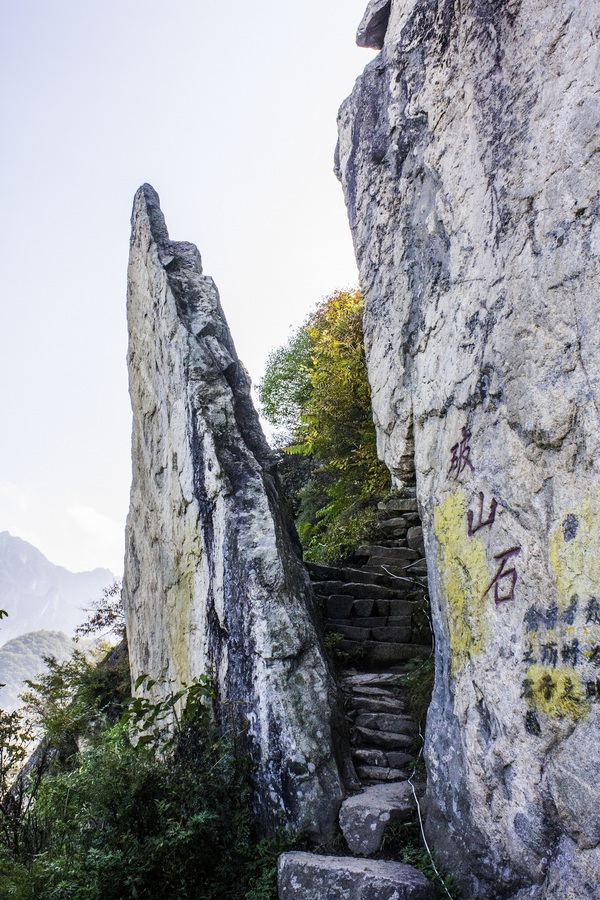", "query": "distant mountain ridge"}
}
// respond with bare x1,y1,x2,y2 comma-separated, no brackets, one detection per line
0,532,114,642
0,629,76,711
